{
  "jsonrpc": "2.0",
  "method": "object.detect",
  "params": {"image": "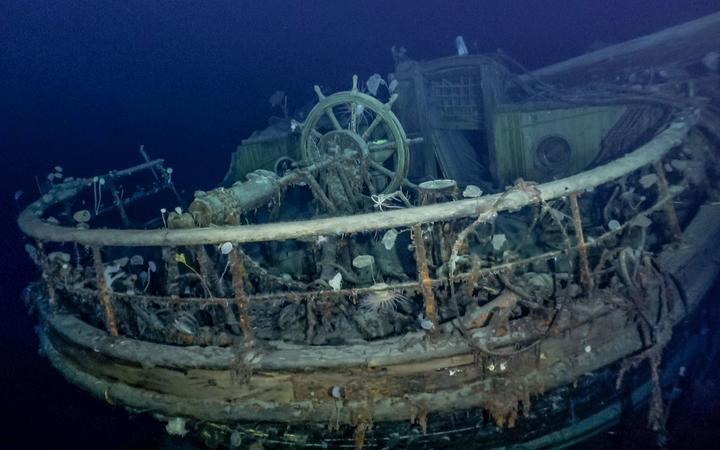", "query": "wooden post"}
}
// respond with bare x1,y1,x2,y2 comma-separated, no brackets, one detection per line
192,245,242,334
194,245,225,297
480,63,507,182
419,179,458,267
229,248,253,343
654,161,682,241
36,240,57,311
161,246,180,296
568,193,593,291
91,246,119,336
412,224,438,333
